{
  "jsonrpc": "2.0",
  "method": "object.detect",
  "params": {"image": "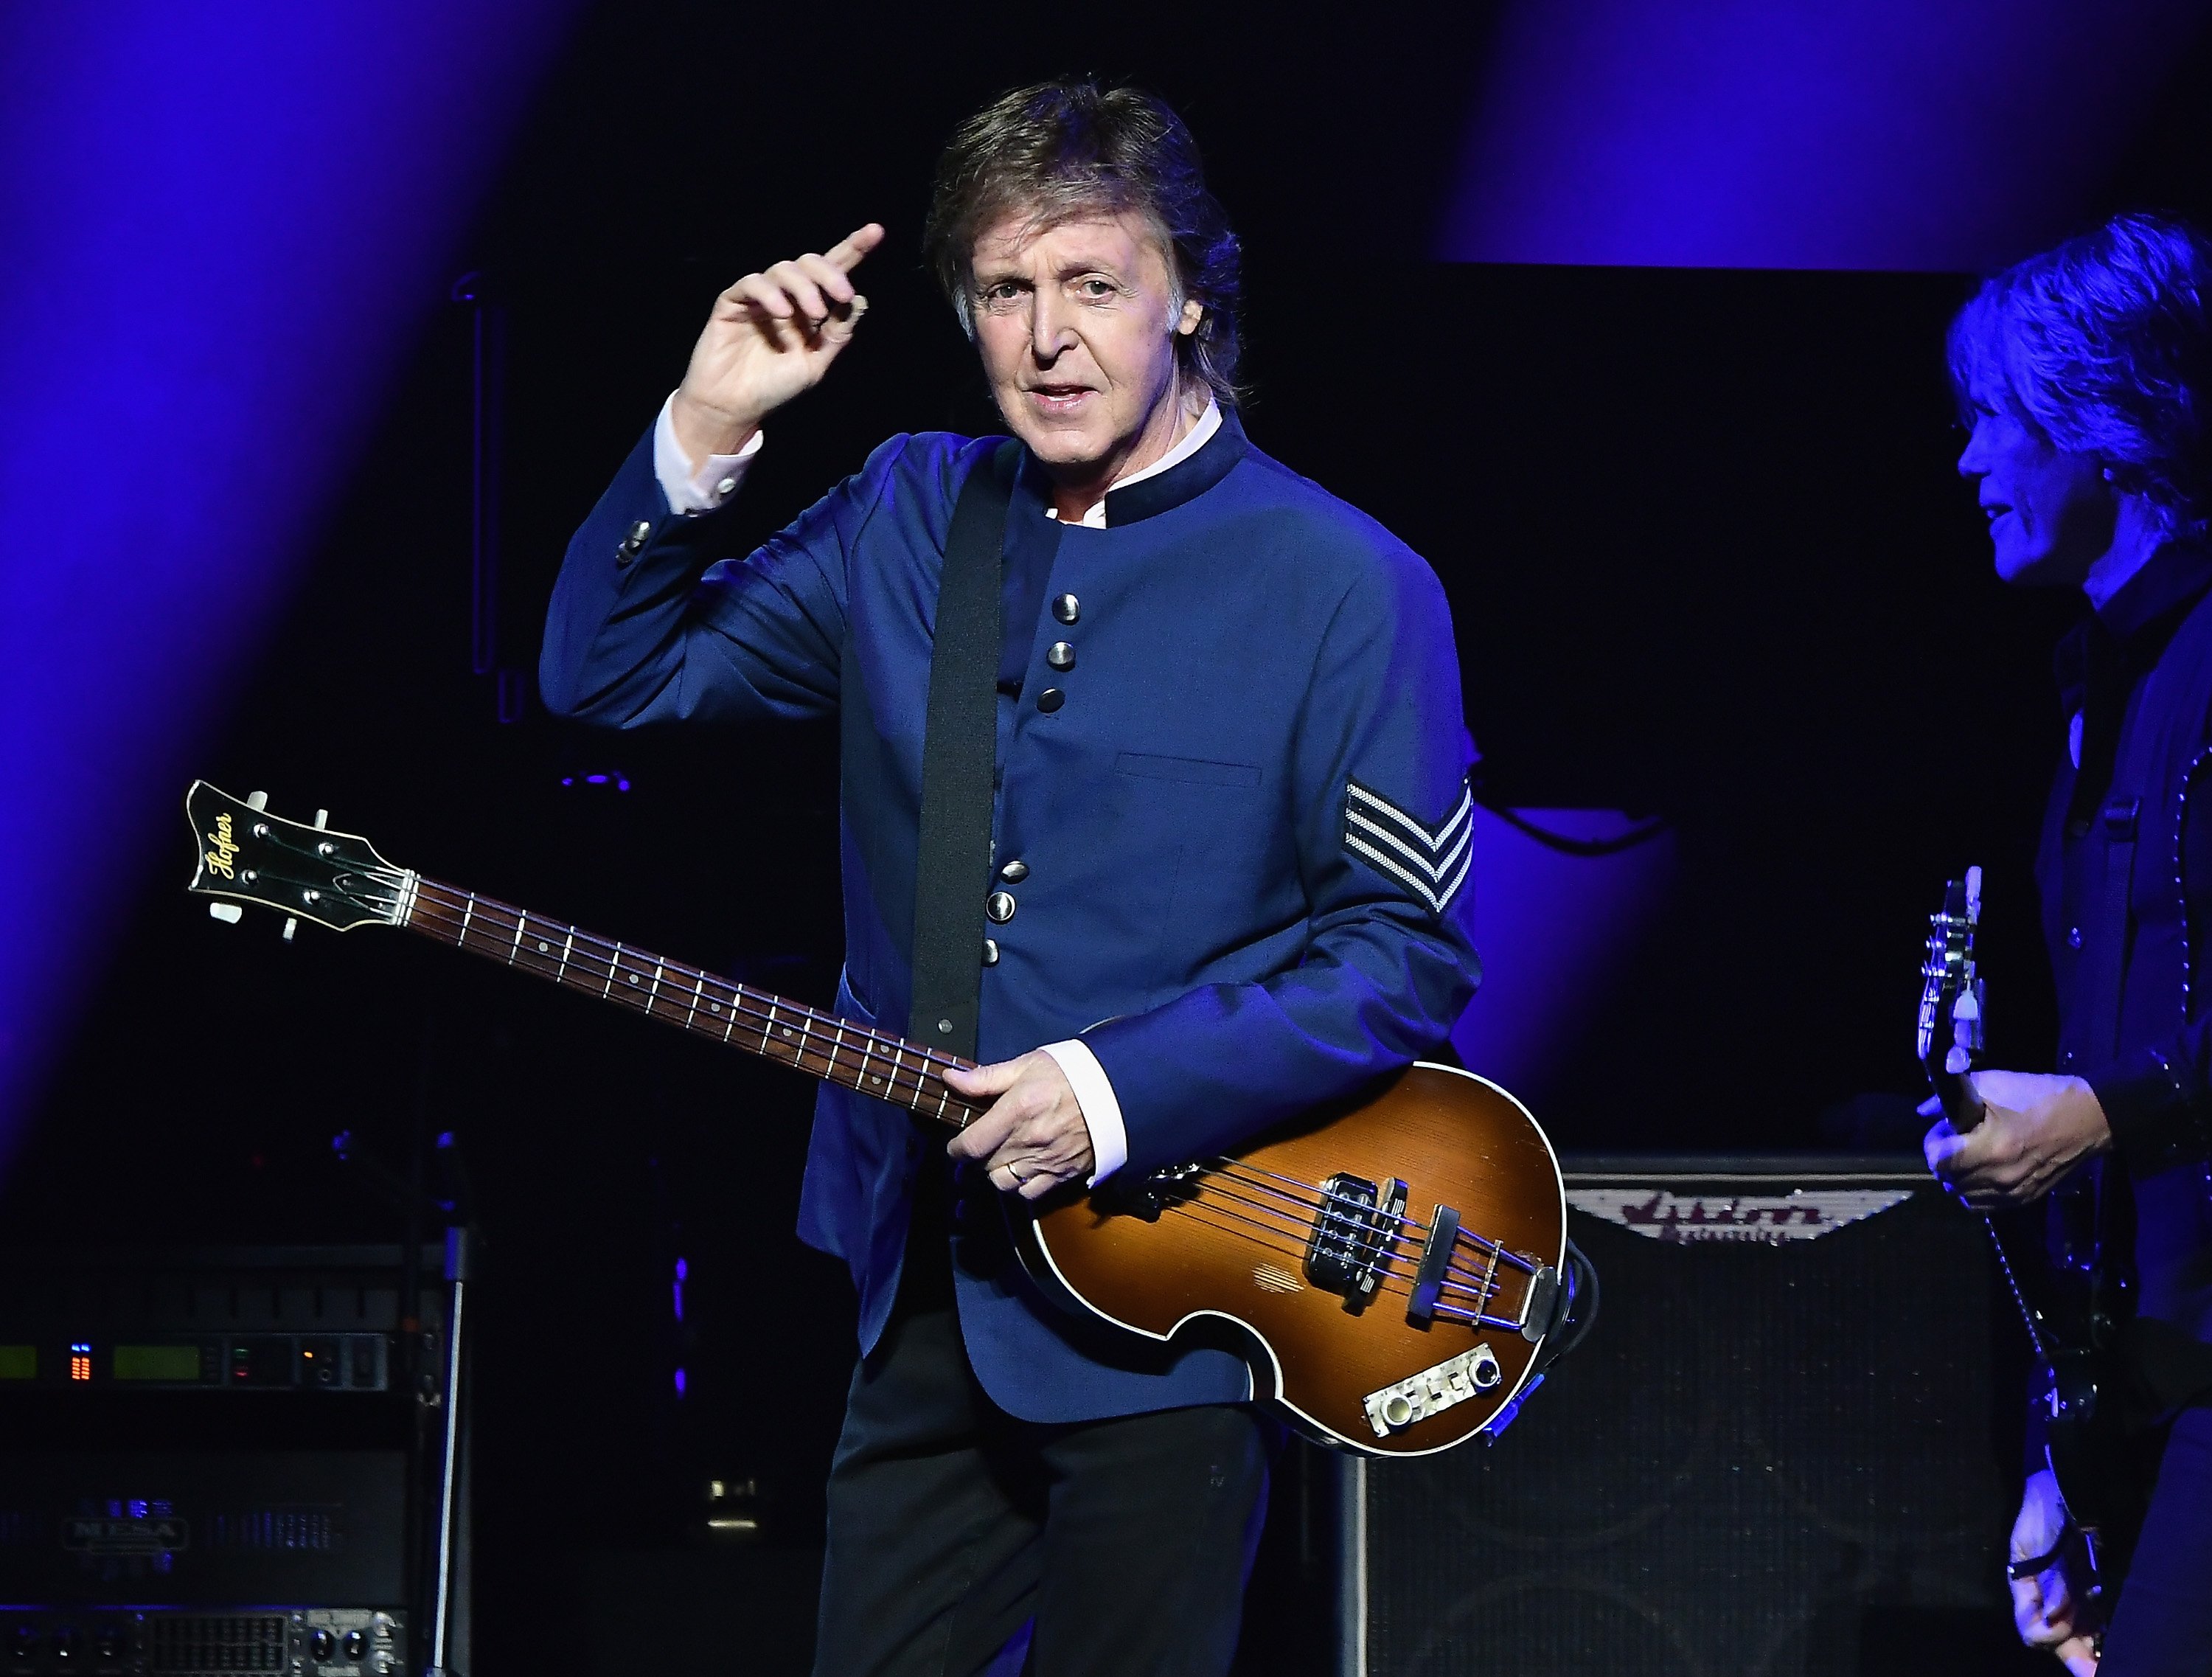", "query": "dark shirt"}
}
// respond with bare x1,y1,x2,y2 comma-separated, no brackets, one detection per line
2038,543,2212,1400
